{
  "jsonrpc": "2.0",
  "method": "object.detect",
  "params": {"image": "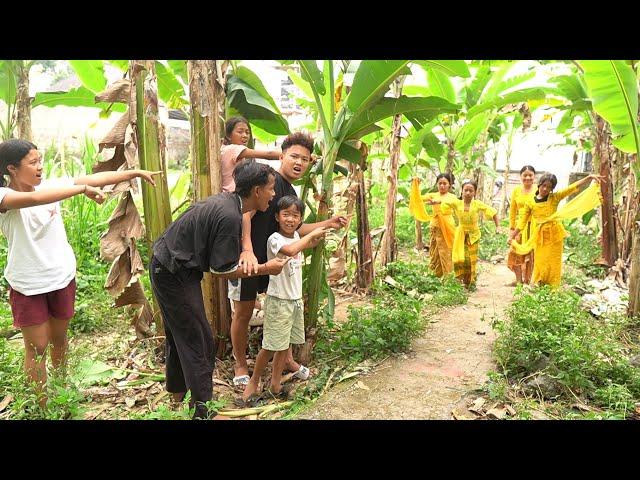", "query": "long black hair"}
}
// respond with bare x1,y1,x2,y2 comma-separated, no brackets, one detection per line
223,116,252,146
535,173,557,197
435,172,455,192
0,139,38,187
459,179,478,200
